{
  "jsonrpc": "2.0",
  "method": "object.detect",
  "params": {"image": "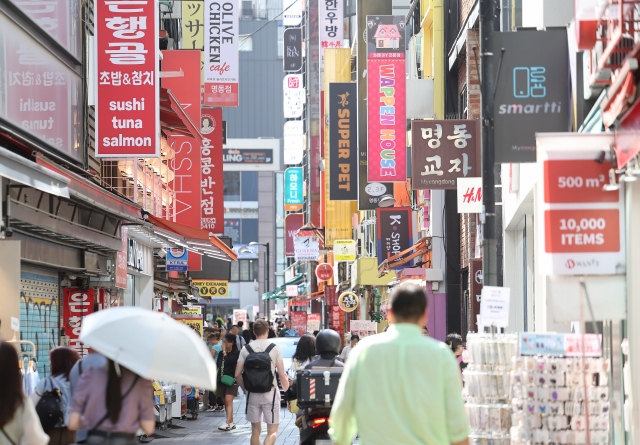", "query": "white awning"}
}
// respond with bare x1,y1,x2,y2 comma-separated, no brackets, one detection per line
0,146,70,198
